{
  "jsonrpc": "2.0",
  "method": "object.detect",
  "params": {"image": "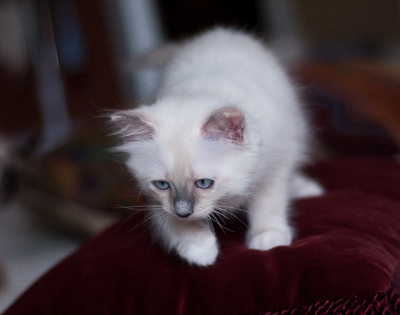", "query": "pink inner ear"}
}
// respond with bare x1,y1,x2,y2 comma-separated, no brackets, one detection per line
111,114,155,141
201,108,245,143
